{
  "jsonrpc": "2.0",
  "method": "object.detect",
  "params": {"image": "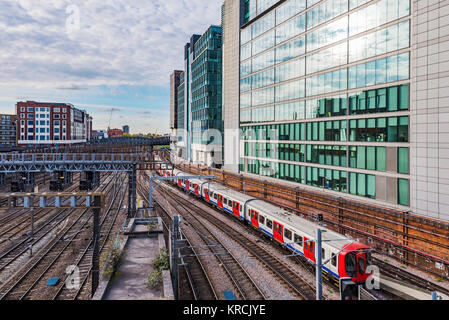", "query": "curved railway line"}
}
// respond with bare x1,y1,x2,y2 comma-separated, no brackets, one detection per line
137,174,220,300
137,174,246,300
159,187,266,300
0,172,127,300
142,171,316,300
